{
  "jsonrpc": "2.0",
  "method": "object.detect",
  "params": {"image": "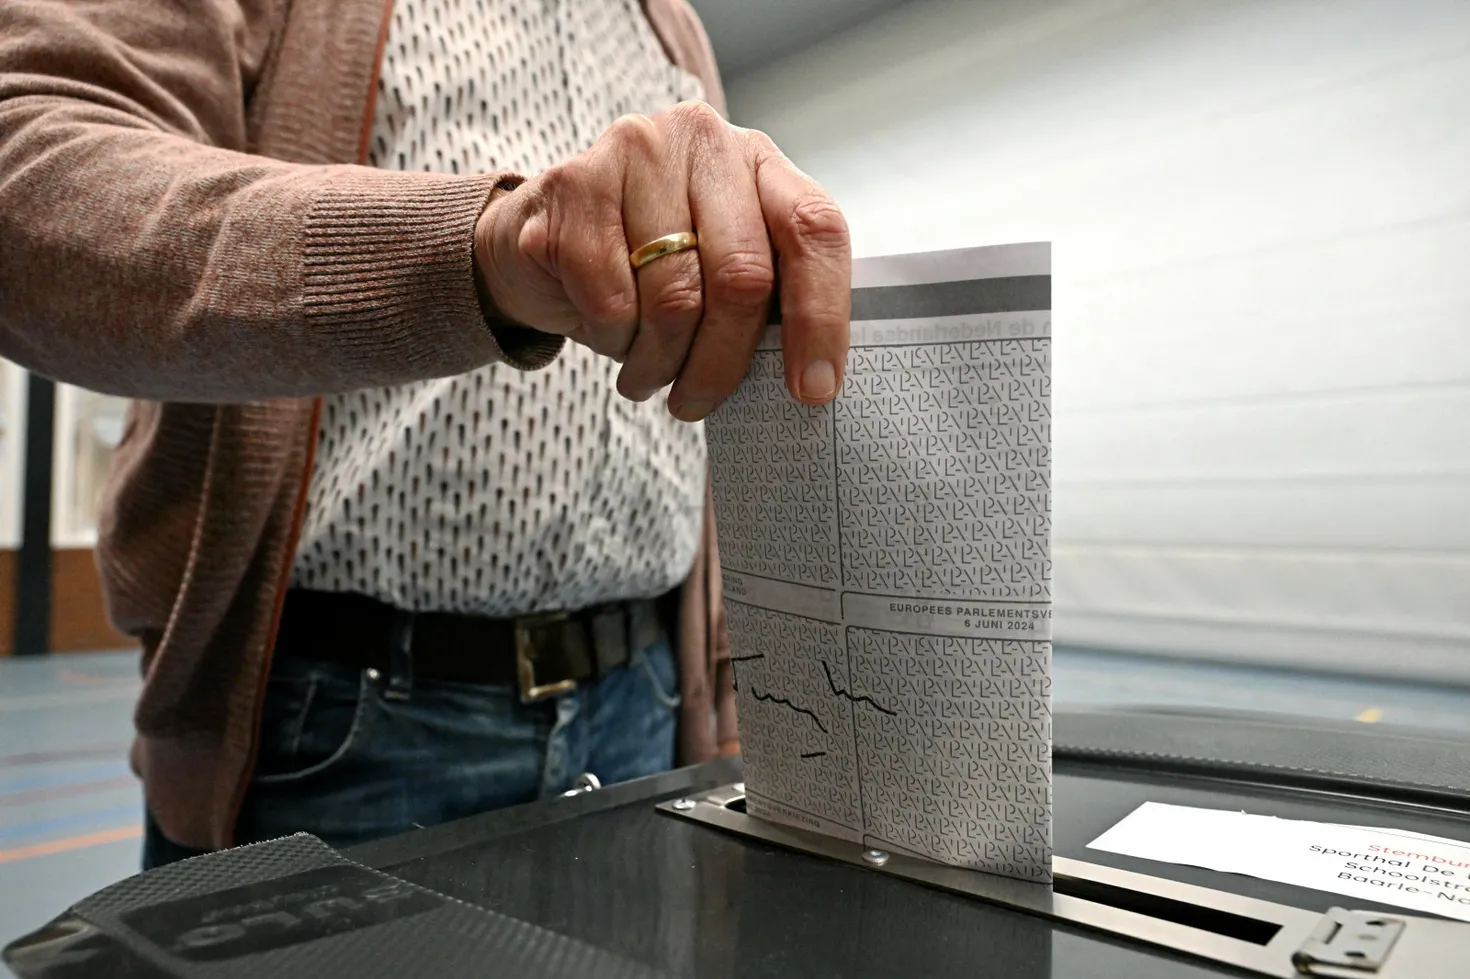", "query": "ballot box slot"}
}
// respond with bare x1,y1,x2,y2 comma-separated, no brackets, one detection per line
1051,874,1280,945
662,784,1470,978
